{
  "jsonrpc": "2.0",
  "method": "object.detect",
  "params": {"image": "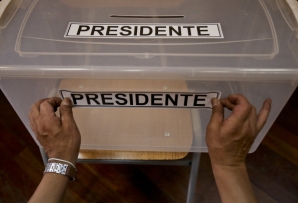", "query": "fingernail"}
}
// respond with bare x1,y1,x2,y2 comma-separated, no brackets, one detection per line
62,98,71,106
211,98,218,107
